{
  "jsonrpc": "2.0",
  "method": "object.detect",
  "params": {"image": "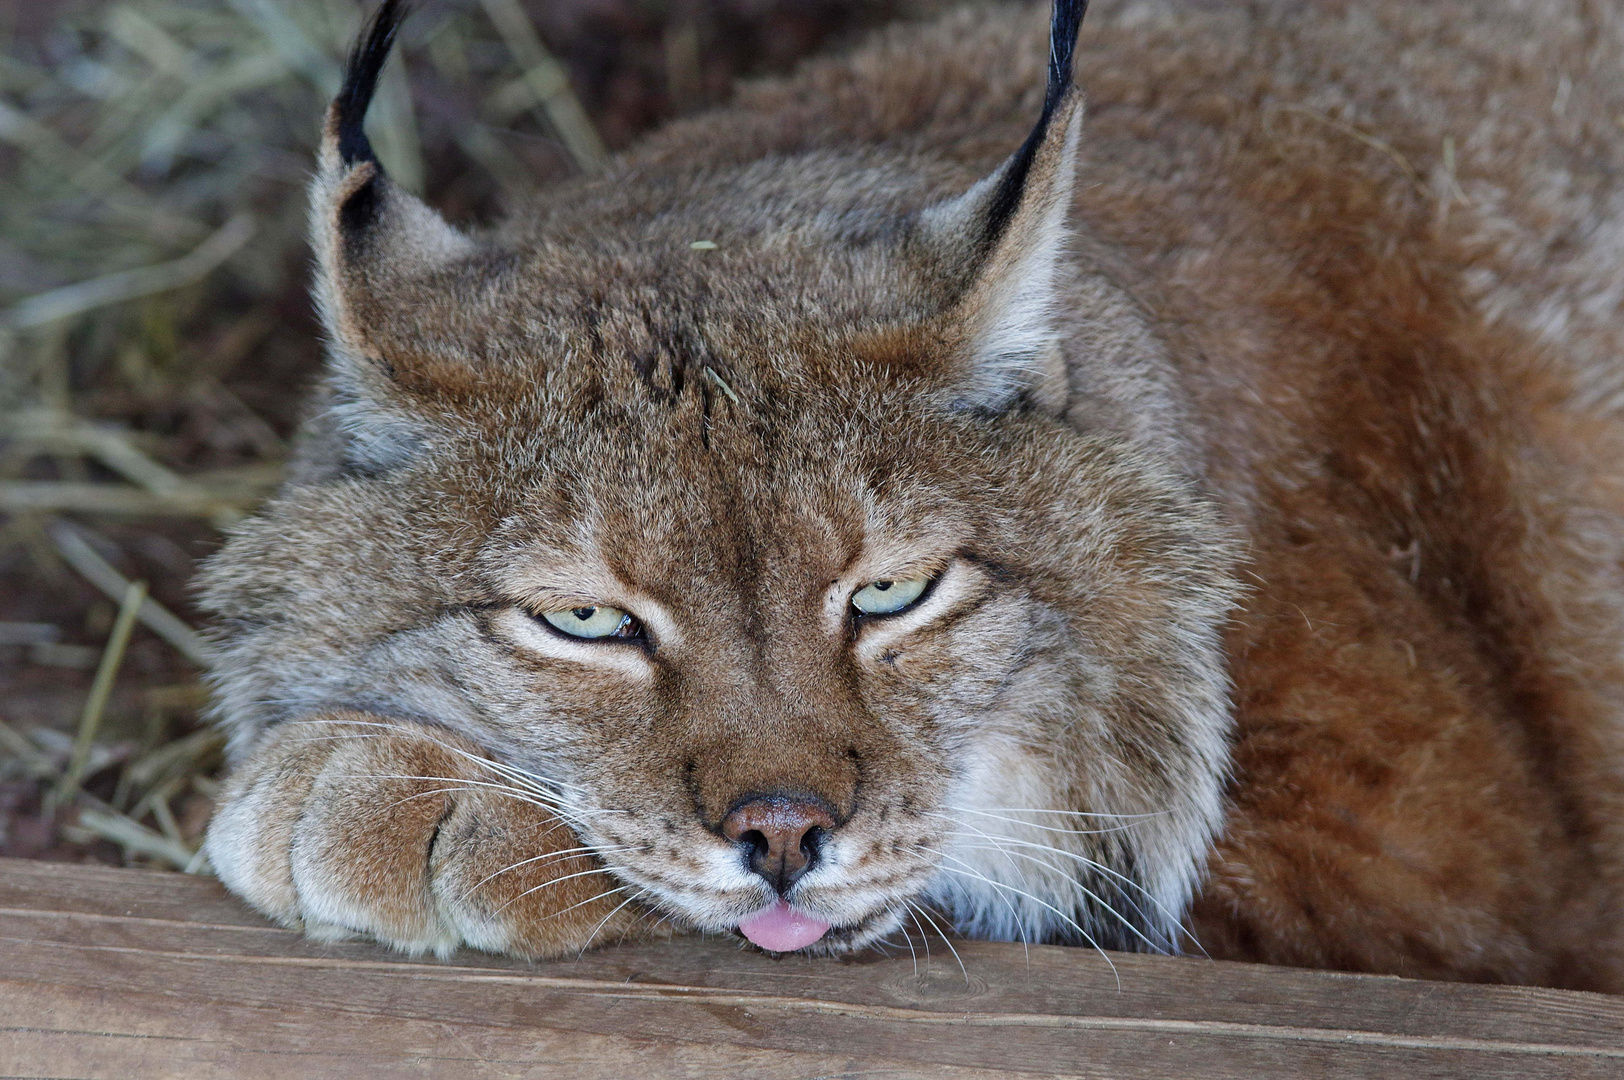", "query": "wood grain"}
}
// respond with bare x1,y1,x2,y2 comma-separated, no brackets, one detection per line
2,858,1620,1078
